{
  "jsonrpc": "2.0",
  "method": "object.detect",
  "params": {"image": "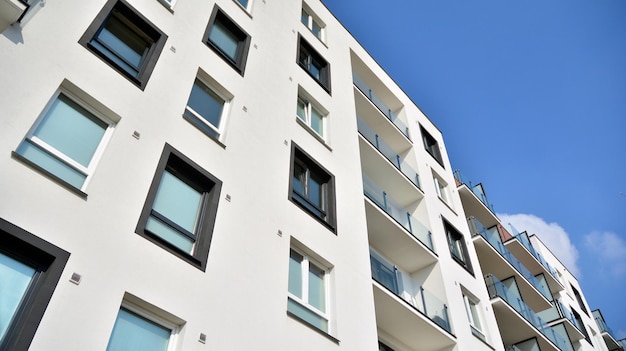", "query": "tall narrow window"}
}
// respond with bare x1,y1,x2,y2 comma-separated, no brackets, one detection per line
420,125,444,166
289,144,335,231
0,218,70,350
287,247,330,333
14,92,114,192
183,78,229,141
79,0,167,89
571,285,588,315
136,144,222,271
463,292,486,341
444,219,473,273
297,36,330,93
433,174,449,204
296,95,325,139
204,7,251,74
